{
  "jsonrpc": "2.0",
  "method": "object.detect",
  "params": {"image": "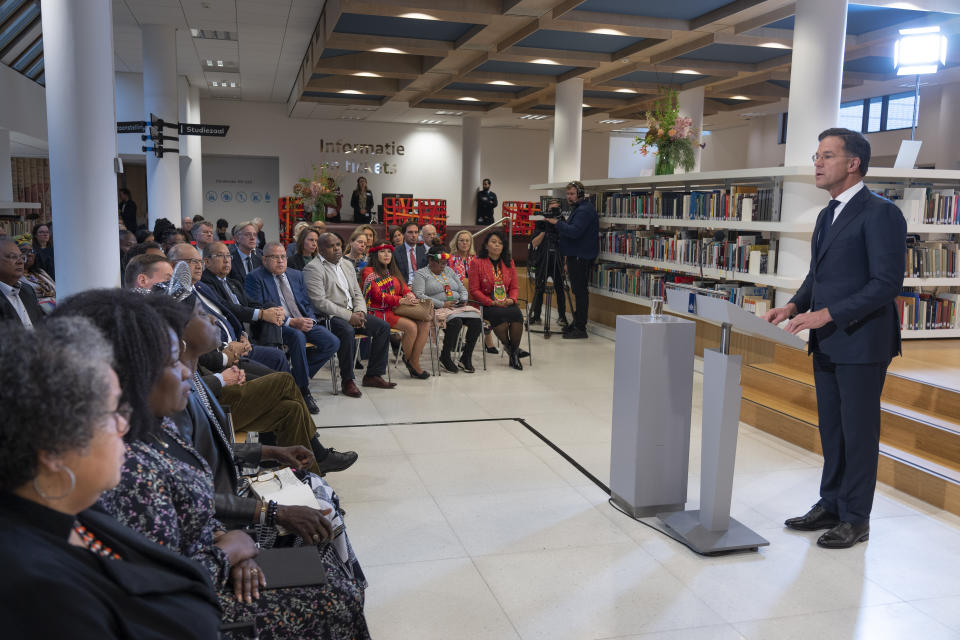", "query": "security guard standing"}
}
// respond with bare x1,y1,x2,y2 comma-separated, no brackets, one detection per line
545,181,598,339
476,178,498,225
